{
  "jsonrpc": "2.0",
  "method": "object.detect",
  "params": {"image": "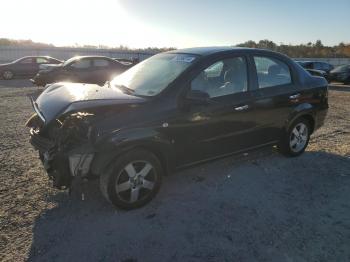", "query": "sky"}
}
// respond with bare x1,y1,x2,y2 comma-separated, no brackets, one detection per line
1,0,349,48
